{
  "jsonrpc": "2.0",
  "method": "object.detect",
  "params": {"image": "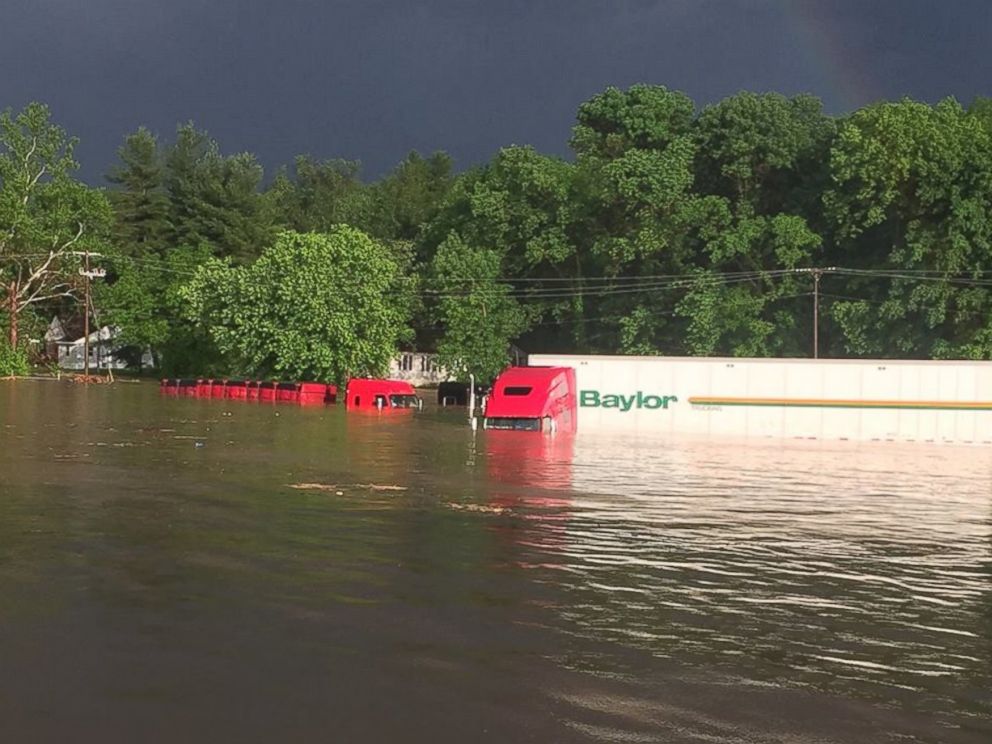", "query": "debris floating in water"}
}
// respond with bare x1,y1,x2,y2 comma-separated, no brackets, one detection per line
288,483,408,493
288,483,339,492
444,503,509,515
